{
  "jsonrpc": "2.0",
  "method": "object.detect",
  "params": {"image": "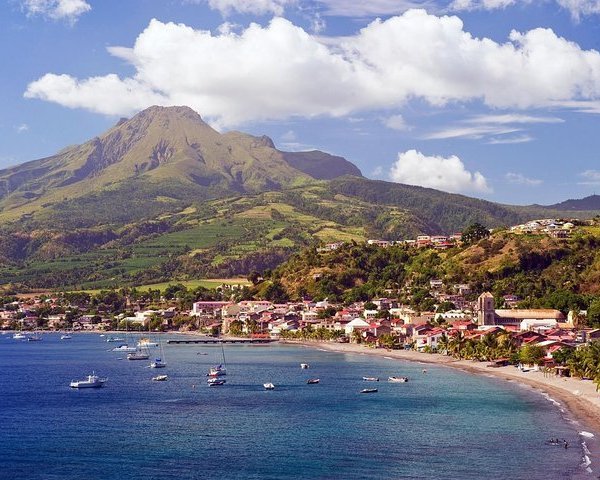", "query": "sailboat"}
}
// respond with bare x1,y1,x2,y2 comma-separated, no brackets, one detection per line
112,320,136,352
150,338,167,368
207,342,227,377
